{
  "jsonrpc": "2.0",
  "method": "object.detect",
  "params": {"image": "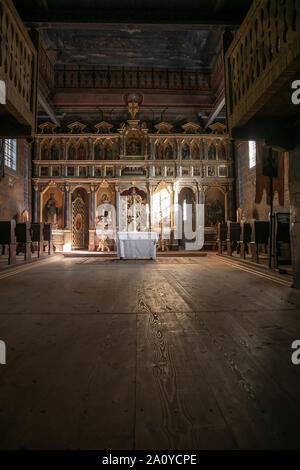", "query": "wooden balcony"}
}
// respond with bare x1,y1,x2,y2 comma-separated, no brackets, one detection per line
0,0,37,137
224,0,300,149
